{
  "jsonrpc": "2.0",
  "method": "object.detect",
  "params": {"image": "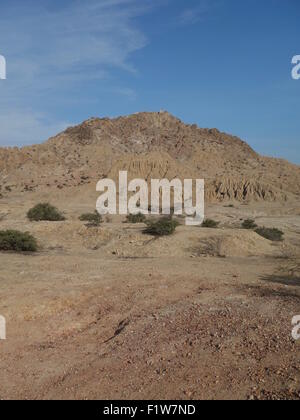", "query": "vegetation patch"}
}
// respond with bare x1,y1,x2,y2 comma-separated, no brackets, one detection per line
126,213,147,224
144,217,179,236
0,230,38,252
242,219,258,230
27,203,65,222
255,227,284,242
201,219,220,228
79,211,102,227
